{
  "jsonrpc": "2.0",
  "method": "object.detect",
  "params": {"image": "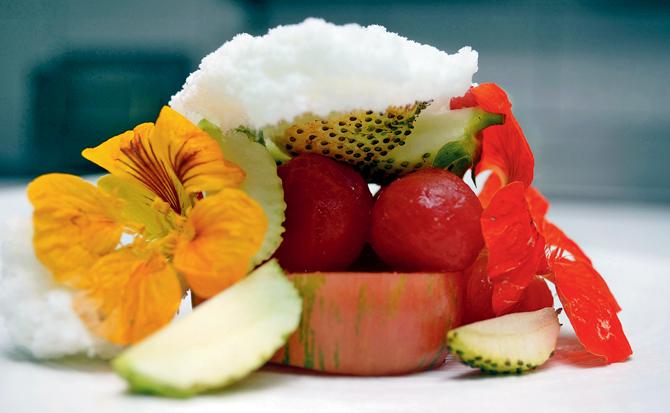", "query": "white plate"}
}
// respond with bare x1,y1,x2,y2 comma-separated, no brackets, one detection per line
1,184,669,412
